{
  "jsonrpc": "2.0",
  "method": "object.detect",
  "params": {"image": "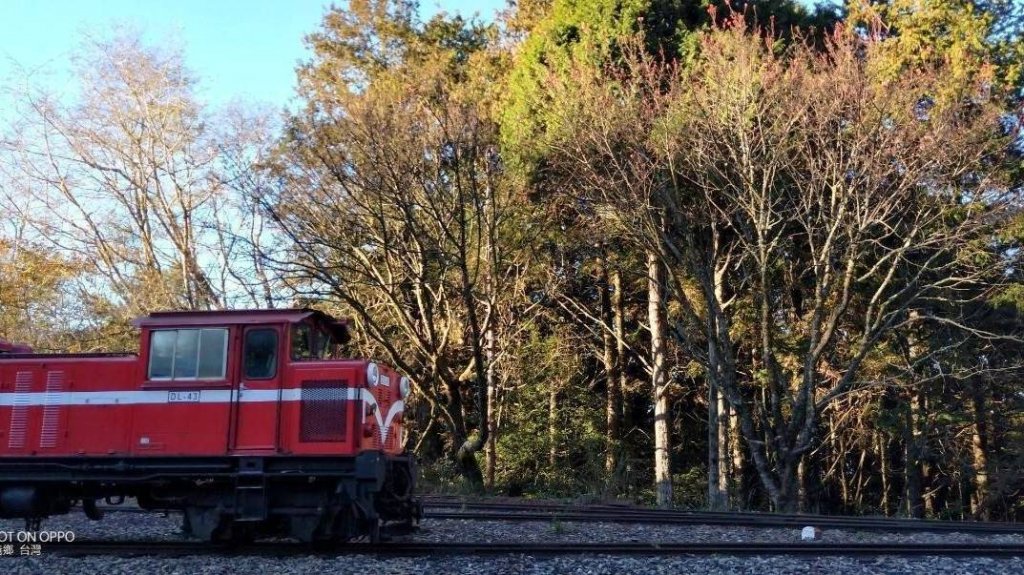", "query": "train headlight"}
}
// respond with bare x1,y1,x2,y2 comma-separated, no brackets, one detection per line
366,362,380,386
399,376,411,399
